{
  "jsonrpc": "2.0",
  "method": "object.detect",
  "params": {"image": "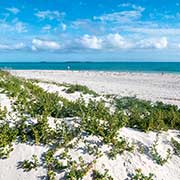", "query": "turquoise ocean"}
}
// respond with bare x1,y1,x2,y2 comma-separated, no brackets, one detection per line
1,62,180,73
